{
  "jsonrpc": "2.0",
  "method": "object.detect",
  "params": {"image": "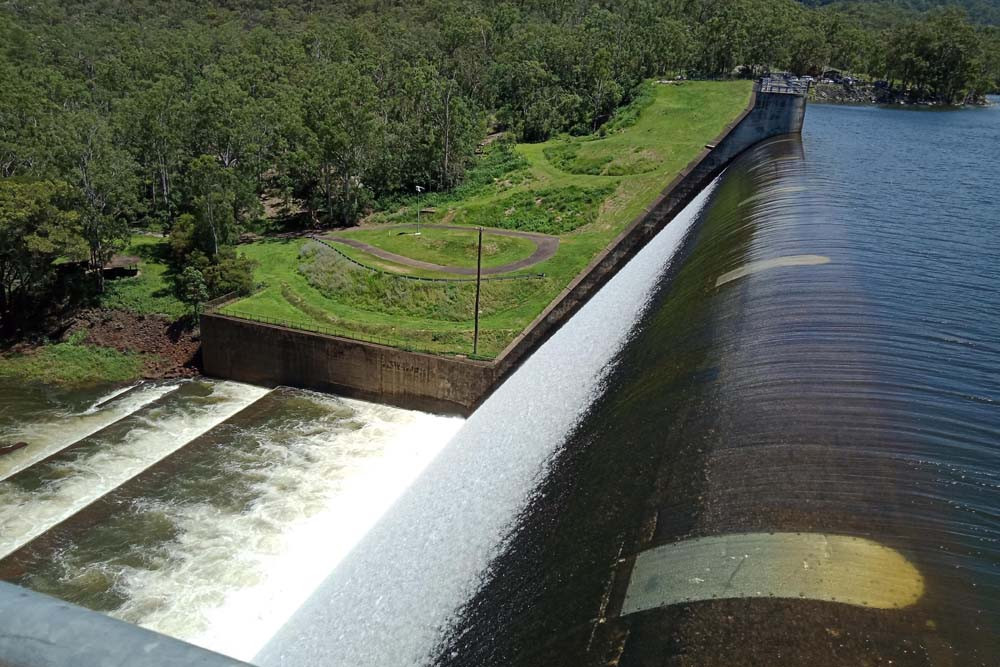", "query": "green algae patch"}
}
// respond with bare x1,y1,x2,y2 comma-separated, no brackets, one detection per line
622,532,924,614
